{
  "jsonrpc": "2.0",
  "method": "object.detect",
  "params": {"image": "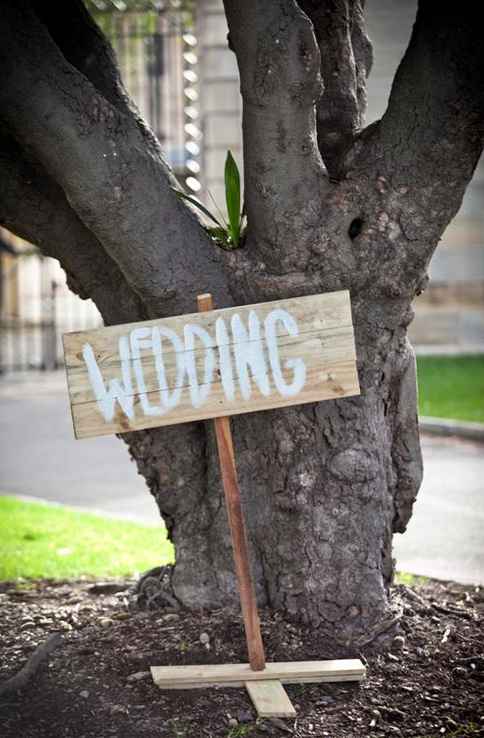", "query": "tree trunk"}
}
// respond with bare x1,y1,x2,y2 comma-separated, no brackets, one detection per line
1,0,483,648
125,245,422,645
